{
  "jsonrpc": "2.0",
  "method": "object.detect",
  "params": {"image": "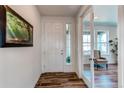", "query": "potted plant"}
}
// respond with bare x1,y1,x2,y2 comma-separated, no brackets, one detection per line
109,37,118,63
